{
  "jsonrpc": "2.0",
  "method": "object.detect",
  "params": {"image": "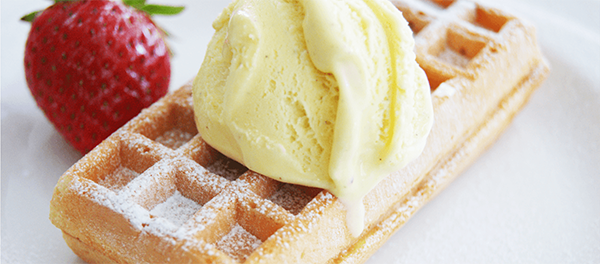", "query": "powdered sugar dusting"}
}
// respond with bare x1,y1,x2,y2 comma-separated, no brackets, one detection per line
118,158,176,208
181,157,231,194
206,158,247,181
292,192,335,231
155,128,194,149
437,46,471,68
215,224,262,262
98,166,139,192
268,184,313,215
181,191,233,238
185,93,194,108
433,83,457,98
69,178,151,230
150,190,202,227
